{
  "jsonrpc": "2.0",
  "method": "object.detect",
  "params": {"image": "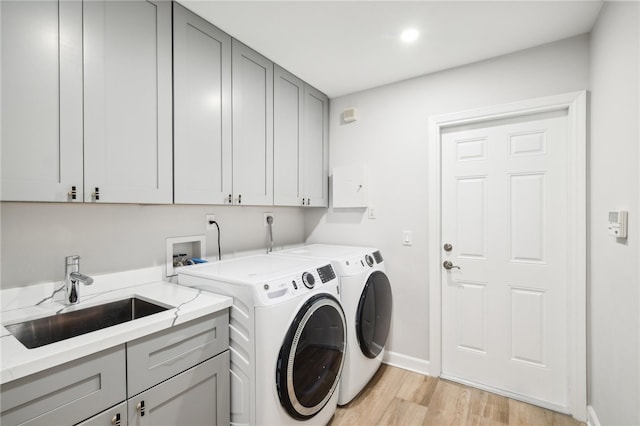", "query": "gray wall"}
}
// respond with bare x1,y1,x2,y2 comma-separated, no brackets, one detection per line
1,202,305,288
305,35,591,362
588,2,640,424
